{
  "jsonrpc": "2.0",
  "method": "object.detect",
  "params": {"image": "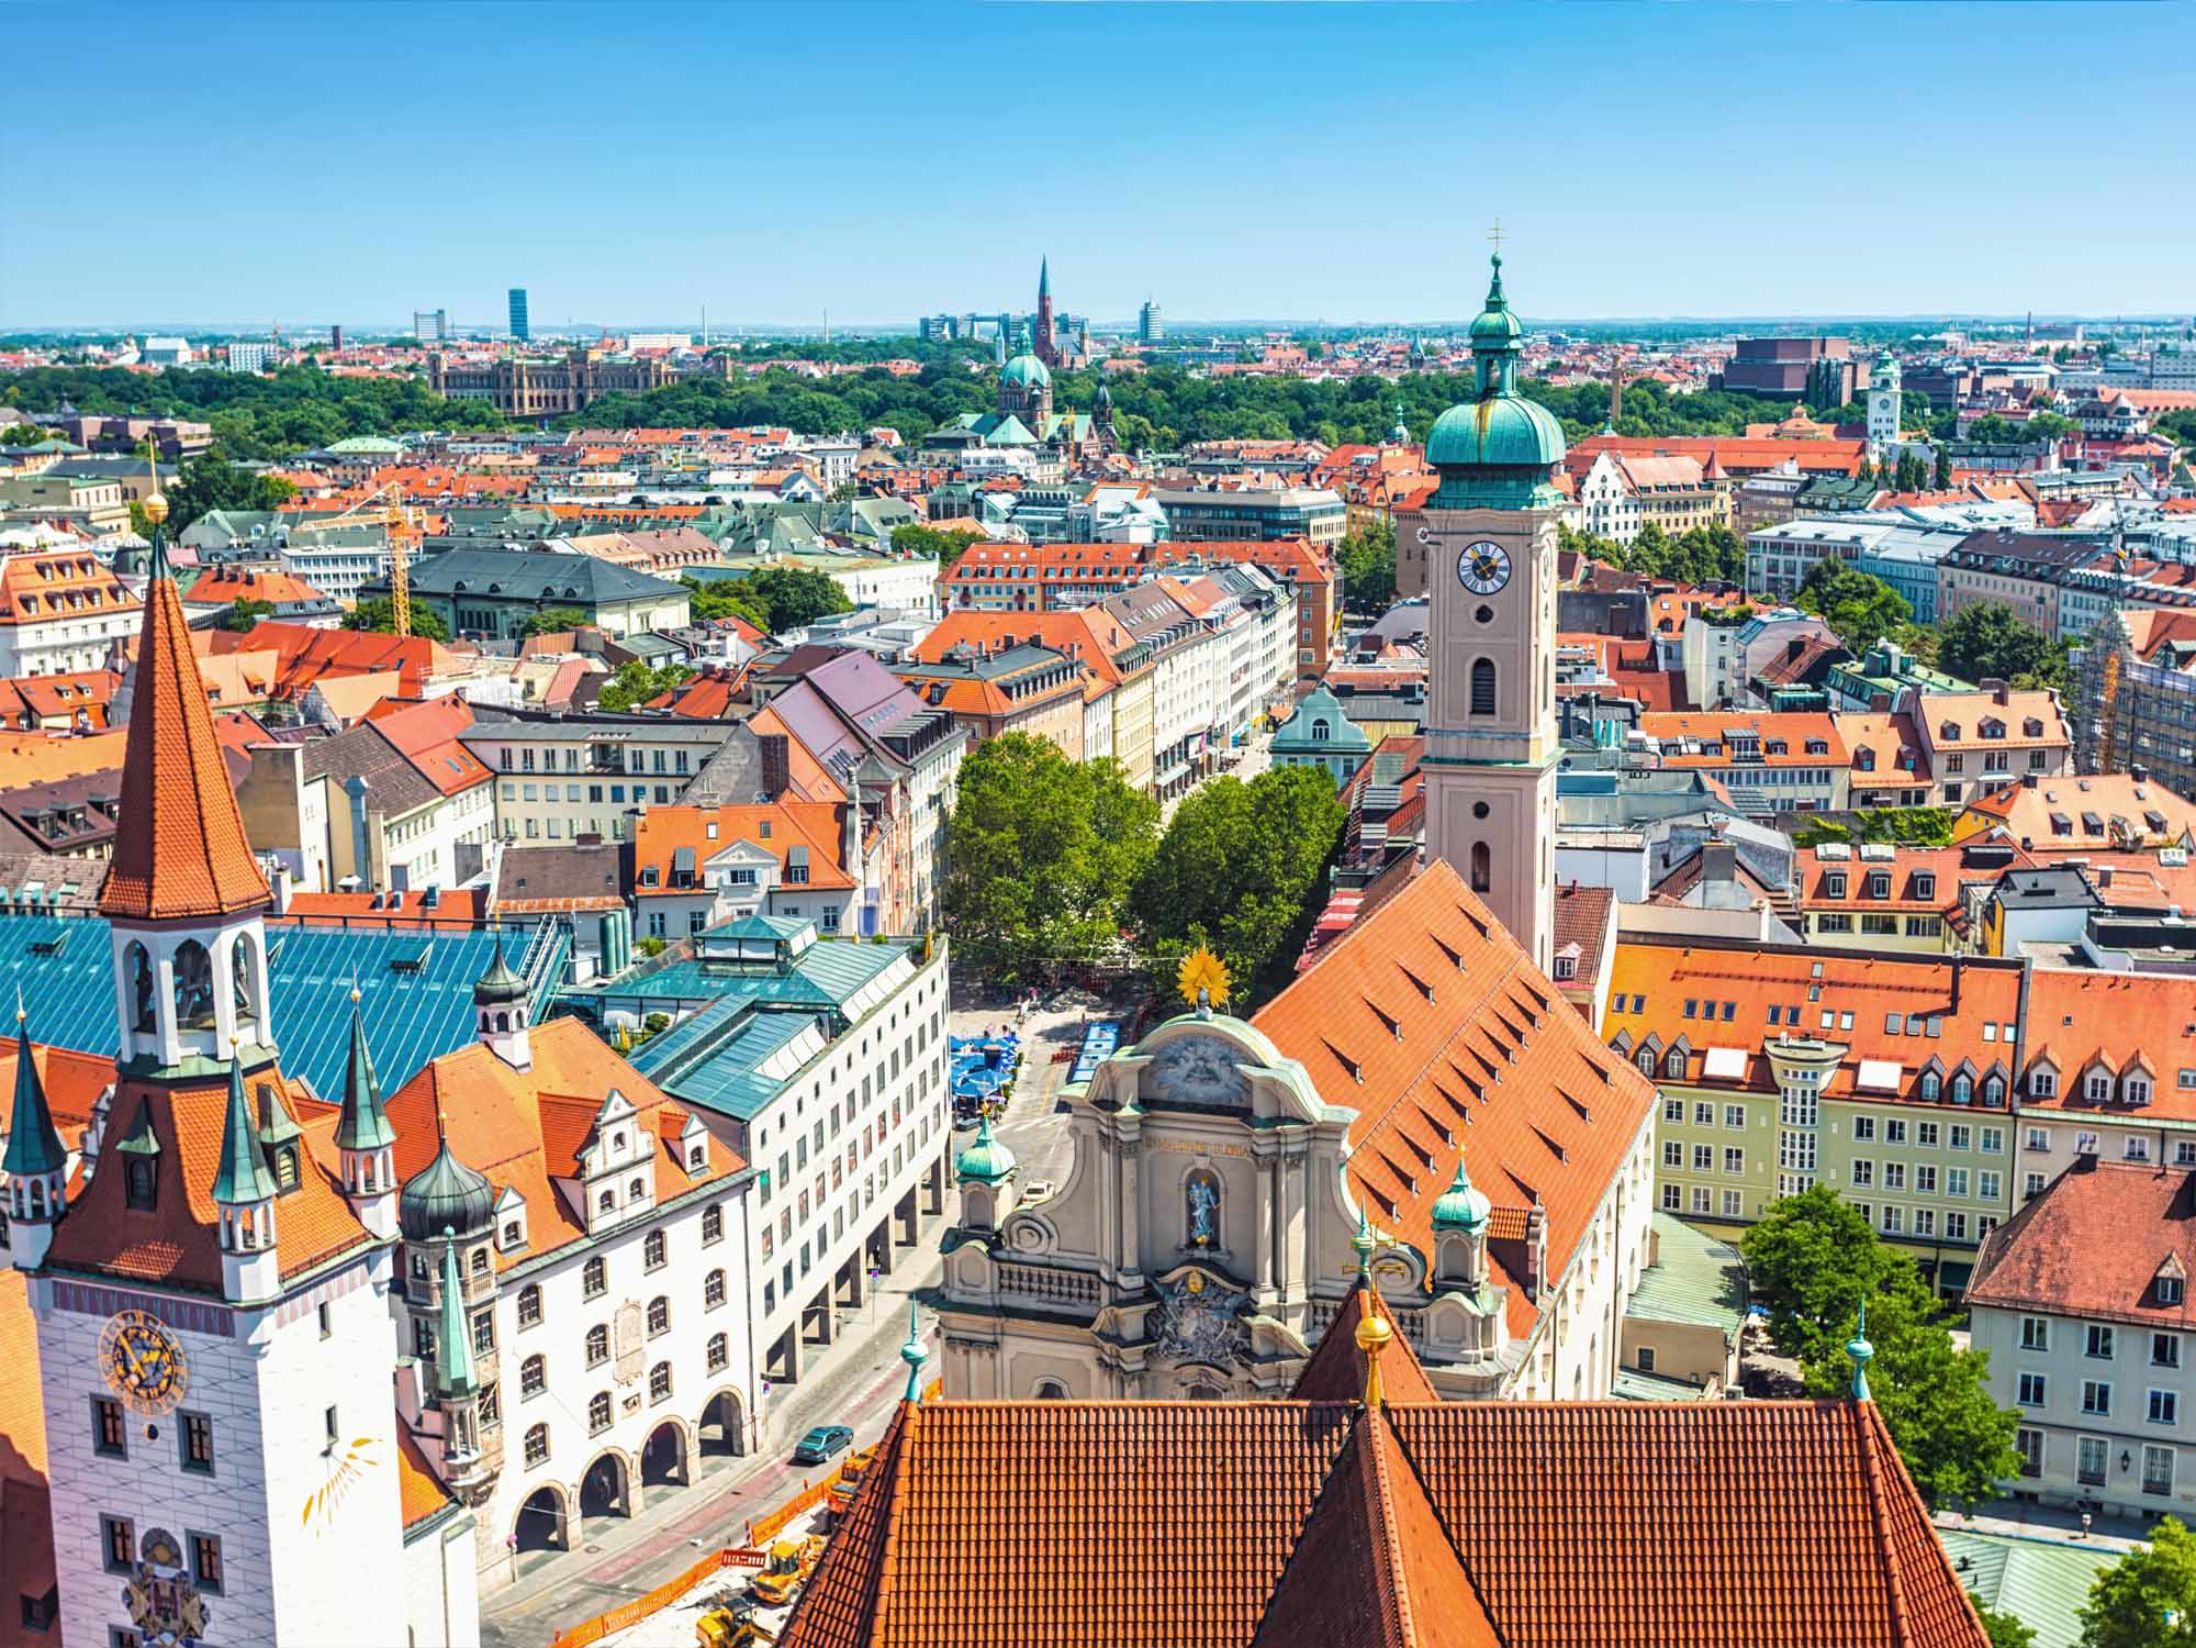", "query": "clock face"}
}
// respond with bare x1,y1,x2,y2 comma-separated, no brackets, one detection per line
1458,540,1512,596
100,1309,188,1416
